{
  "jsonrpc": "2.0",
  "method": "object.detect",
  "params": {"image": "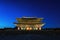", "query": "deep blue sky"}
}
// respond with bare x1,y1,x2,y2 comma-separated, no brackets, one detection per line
0,0,60,28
